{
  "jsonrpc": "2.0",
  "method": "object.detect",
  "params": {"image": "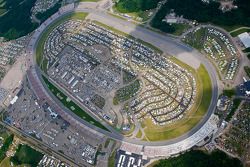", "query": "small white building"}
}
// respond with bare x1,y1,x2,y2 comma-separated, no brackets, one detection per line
166,18,177,24
238,32,250,48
